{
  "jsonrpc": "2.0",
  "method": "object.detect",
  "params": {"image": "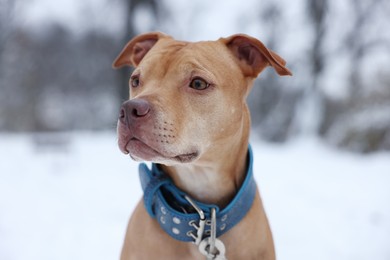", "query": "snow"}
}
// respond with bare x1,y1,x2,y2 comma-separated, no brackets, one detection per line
1,132,389,260
254,137,390,260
